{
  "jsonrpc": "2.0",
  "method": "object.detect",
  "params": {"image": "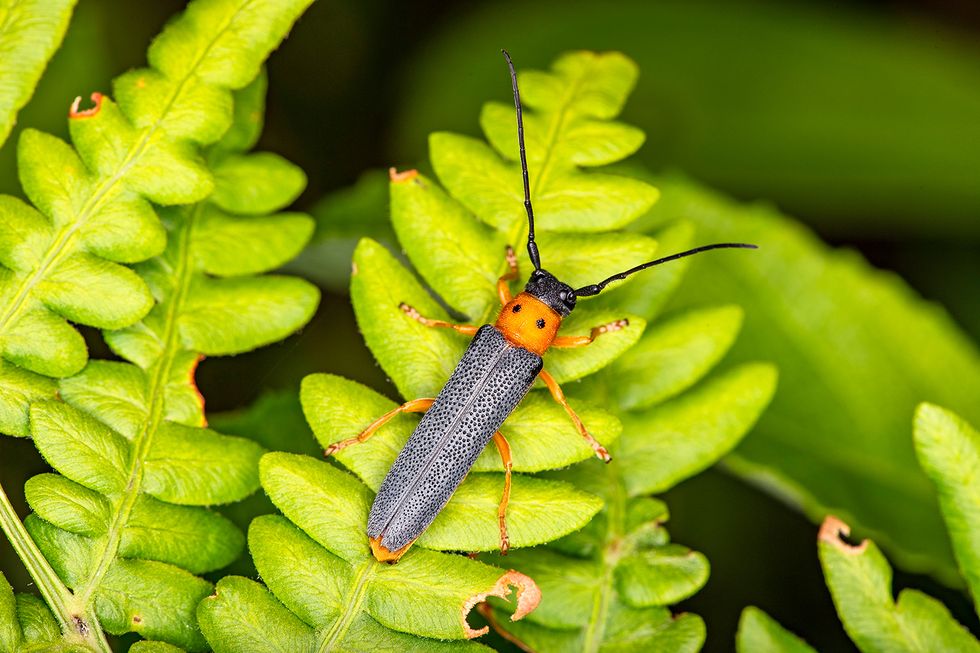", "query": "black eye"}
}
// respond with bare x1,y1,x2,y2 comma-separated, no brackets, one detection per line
536,318,545,329
512,304,522,313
